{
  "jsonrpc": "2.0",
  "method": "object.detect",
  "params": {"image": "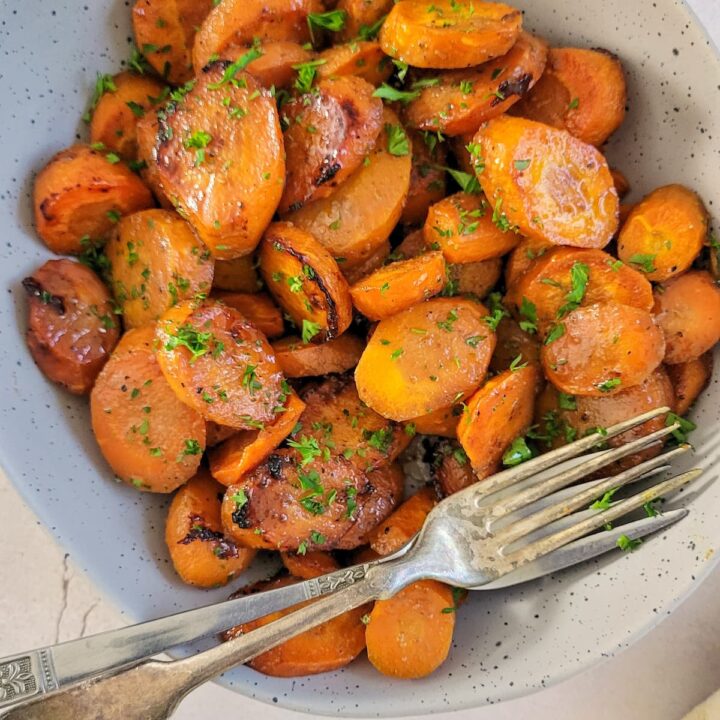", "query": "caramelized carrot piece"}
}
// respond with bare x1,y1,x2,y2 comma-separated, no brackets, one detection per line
338,0,392,42
272,333,365,378
341,241,392,285
212,255,261,293
205,421,238,447
667,354,713,416
489,317,541,374
407,400,466,438
317,41,393,87
504,236,553,288
368,487,437,556
212,291,284,338
394,229,428,260
221,484,276,550
401,130,447,225
435,441,477,494
165,469,256,587
280,550,340,579
450,258,502,298
230,40,312,89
